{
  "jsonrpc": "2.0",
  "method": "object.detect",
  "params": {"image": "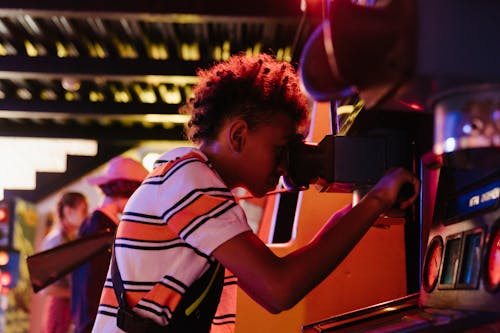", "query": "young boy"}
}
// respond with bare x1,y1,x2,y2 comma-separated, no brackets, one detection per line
92,53,419,333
